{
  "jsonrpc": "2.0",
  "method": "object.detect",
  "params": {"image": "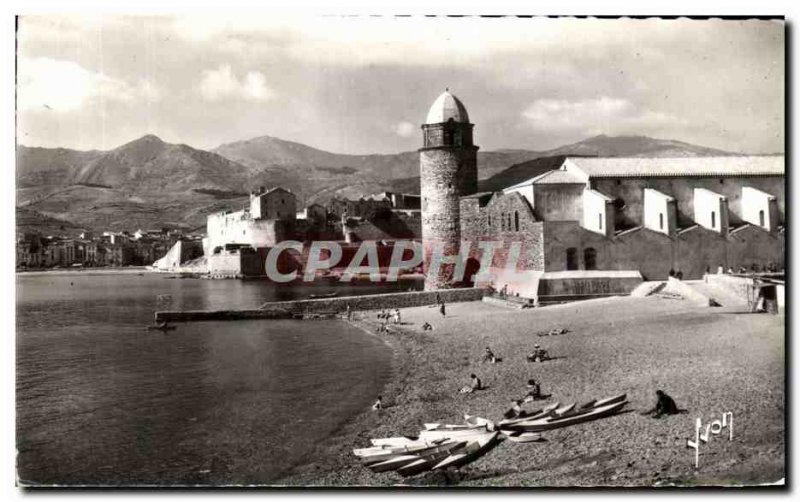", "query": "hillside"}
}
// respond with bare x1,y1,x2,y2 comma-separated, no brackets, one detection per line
16,133,743,233
212,135,540,191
